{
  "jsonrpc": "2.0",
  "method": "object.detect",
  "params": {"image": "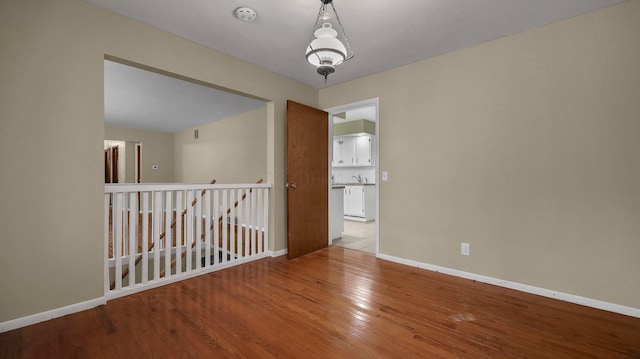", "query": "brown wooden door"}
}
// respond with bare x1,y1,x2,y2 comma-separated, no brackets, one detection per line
286,100,329,259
